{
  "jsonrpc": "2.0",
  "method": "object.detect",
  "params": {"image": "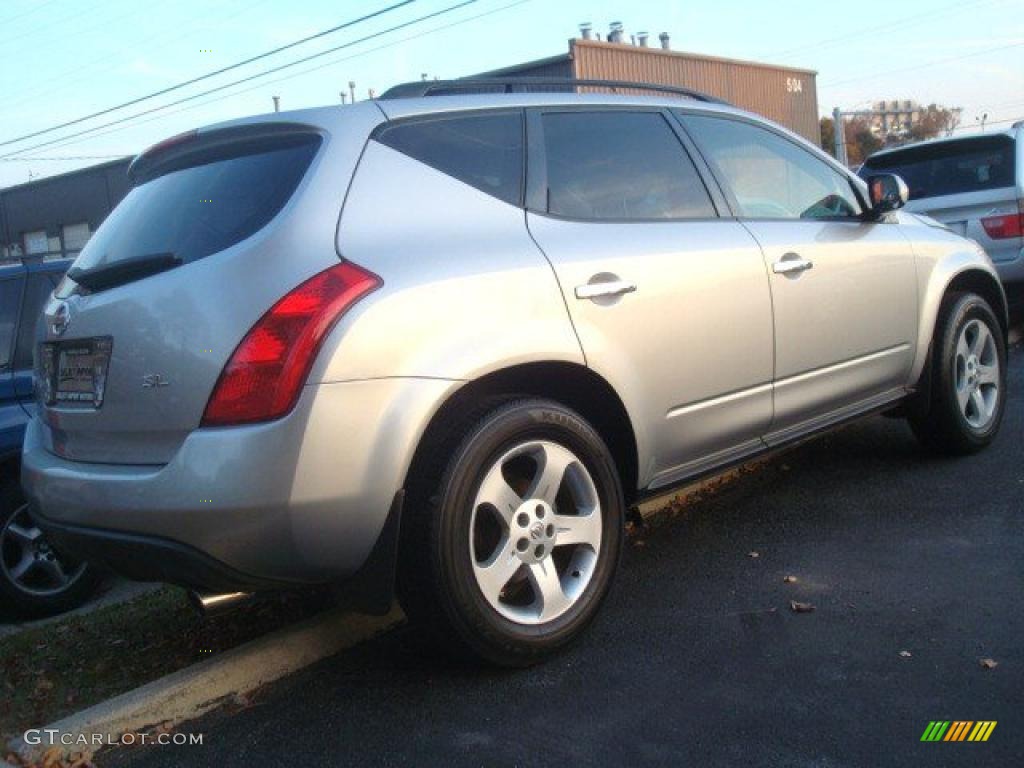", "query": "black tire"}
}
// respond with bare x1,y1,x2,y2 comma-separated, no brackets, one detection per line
0,479,102,620
398,398,624,667
909,293,1007,455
